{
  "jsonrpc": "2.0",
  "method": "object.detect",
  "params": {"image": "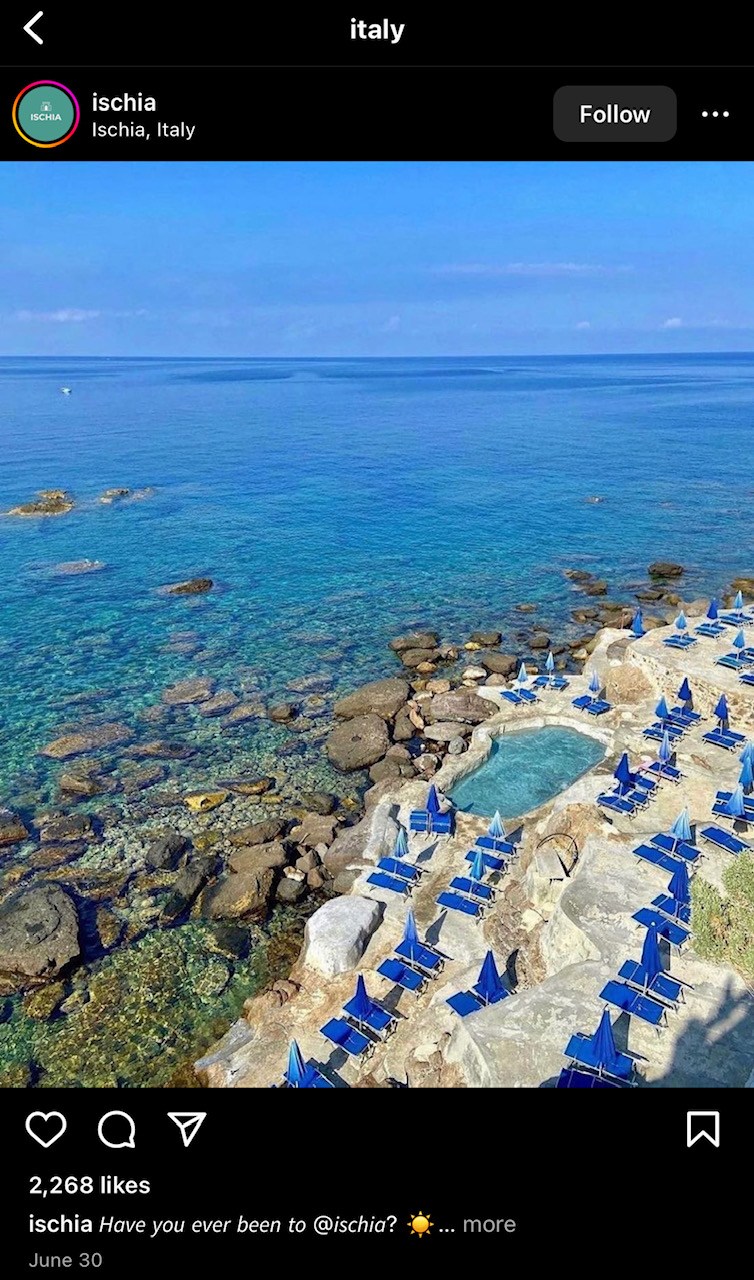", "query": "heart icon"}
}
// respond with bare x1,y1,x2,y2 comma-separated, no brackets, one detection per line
25,1111,67,1148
